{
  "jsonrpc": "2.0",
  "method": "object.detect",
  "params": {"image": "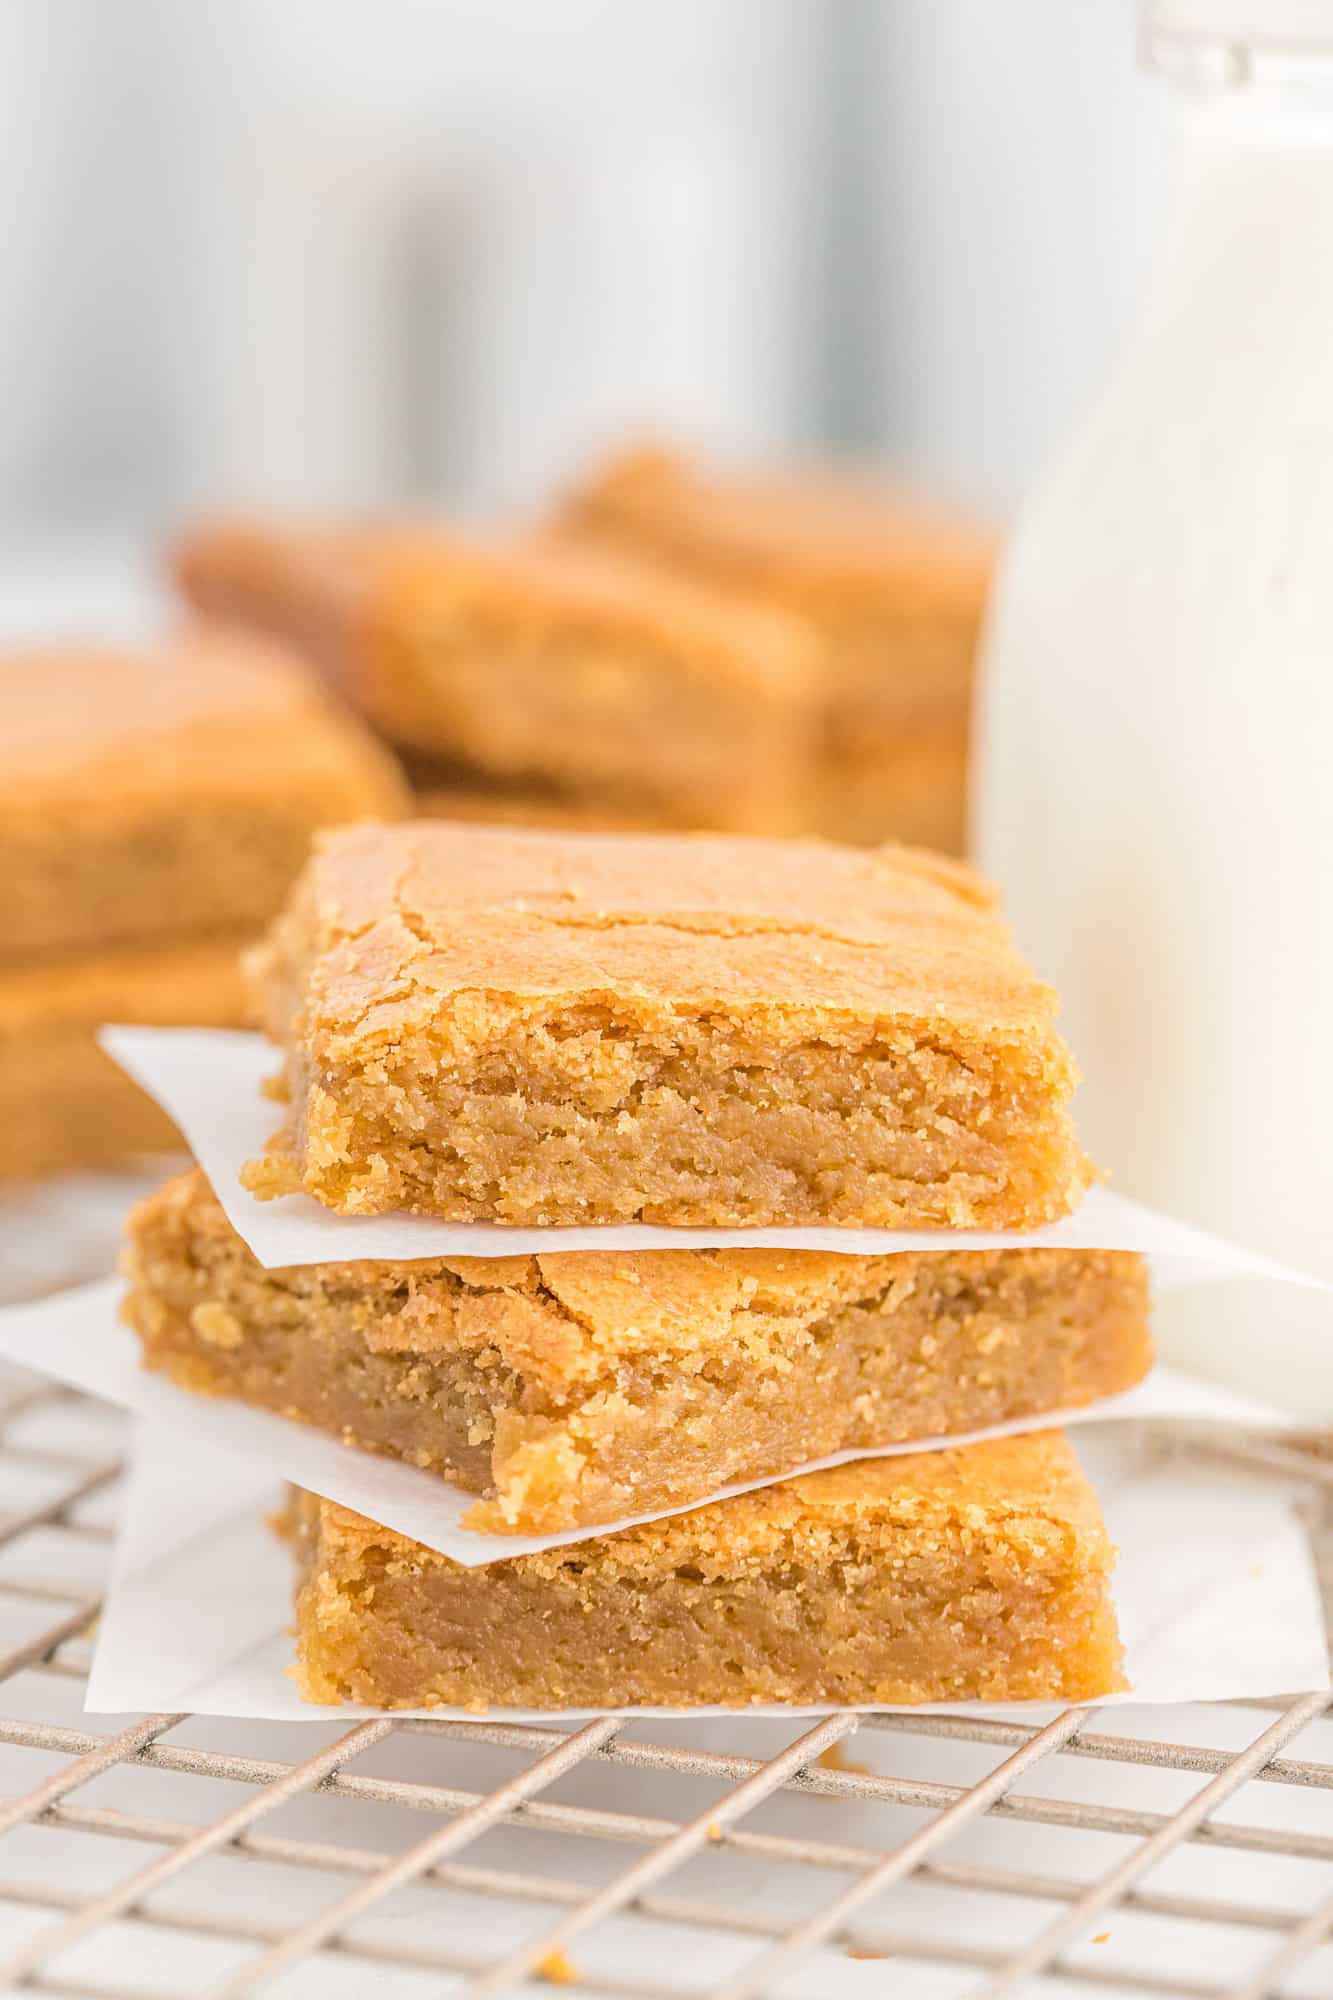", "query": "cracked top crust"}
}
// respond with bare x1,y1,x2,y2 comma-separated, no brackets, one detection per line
310,1430,1110,1582
254,820,1062,1053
